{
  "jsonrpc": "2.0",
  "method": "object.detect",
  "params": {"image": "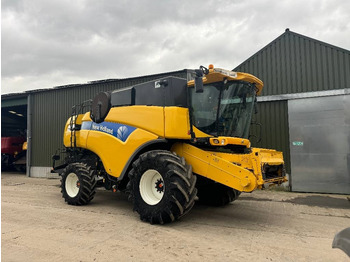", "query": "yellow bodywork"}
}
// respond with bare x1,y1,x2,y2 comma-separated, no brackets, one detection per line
63,106,286,191
171,143,257,192
64,106,194,177
171,143,286,192
63,65,286,191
